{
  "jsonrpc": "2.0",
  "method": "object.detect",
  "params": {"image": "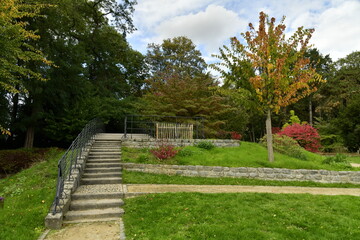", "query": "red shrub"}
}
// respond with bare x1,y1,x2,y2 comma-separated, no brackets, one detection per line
277,123,321,152
150,144,178,160
272,127,281,134
230,131,242,140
